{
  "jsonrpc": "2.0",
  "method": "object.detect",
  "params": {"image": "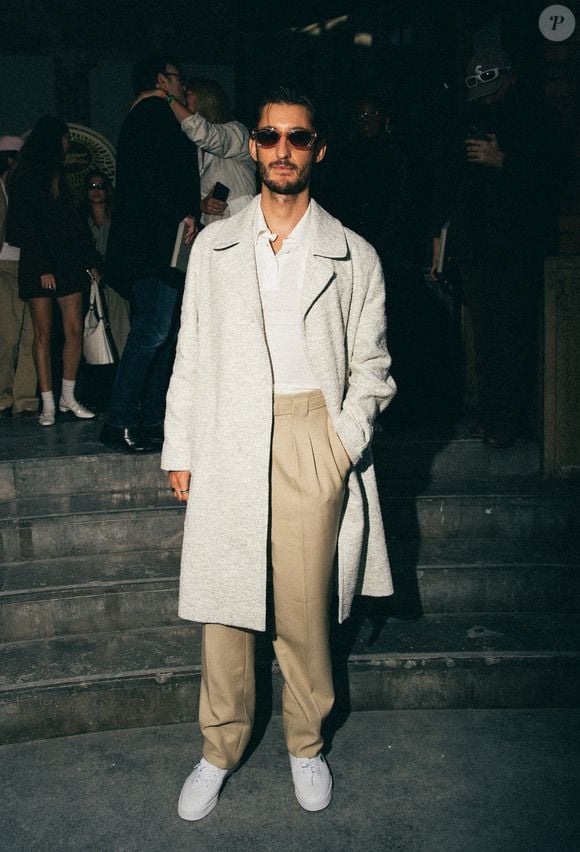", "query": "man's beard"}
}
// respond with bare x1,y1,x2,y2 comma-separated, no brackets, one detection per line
258,159,312,195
